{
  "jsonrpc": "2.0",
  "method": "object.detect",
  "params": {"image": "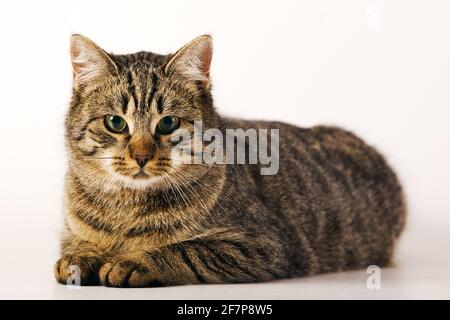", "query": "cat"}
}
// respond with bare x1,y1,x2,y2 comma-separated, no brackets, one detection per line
55,34,406,287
